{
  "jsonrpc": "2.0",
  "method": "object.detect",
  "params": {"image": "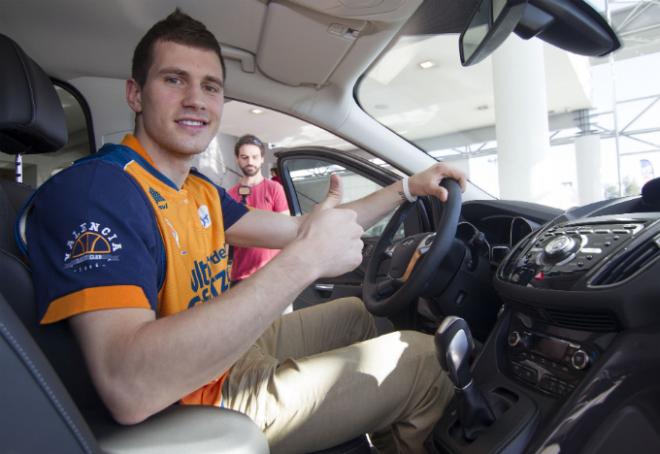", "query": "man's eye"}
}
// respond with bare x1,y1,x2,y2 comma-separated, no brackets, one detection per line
204,84,222,94
165,76,182,85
